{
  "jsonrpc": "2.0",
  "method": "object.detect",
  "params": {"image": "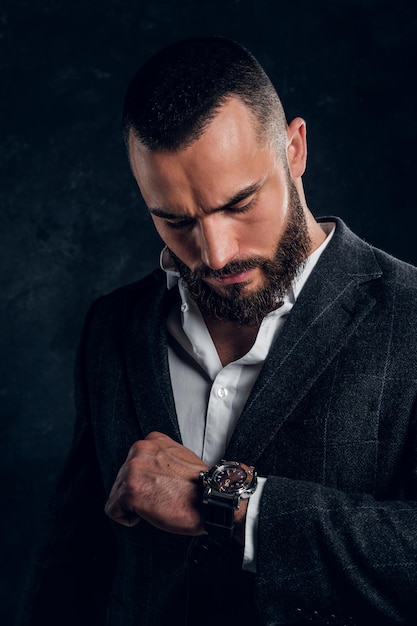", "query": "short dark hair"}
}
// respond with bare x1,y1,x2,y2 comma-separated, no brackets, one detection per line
123,36,287,154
